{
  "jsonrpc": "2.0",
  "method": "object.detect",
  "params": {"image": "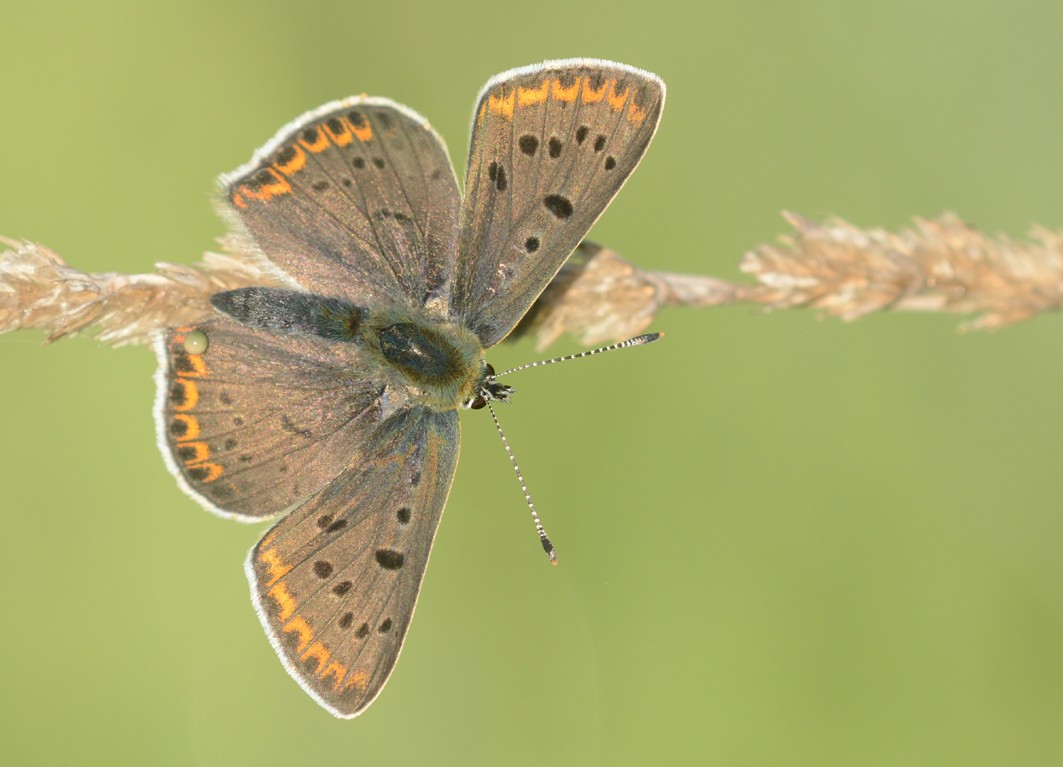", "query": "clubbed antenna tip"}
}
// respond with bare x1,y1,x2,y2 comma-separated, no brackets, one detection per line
542,536,558,566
